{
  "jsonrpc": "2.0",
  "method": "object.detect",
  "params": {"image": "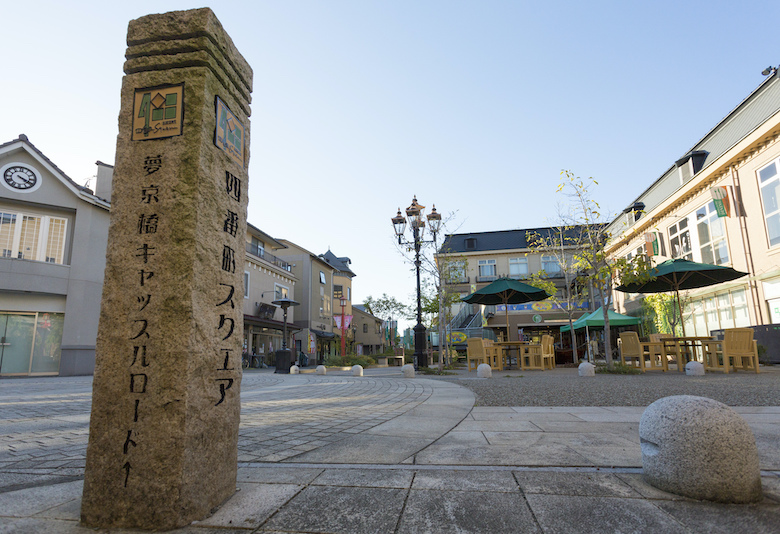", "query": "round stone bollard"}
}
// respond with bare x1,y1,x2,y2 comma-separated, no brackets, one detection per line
352,364,363,377
578,362,595,377
639,395,762,503
685,361,705,376
401,364,415,378
476,363,492,378
315,365,327,375
289,365,299,374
